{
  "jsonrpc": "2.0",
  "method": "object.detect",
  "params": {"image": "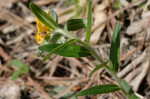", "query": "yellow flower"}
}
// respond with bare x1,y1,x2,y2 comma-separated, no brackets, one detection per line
35,18,52,44
36,18,49,33
35,32,46,44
